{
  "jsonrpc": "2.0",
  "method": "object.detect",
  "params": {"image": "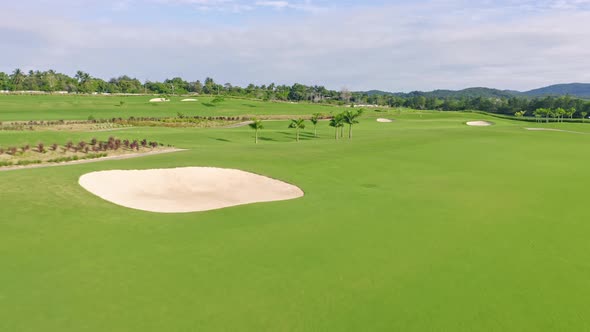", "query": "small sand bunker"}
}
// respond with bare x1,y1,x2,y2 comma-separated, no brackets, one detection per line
181,98,198,102
376,118,393,123
525,128,585,134
79,167,304,213
466,121,492,127
149,98,170,103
